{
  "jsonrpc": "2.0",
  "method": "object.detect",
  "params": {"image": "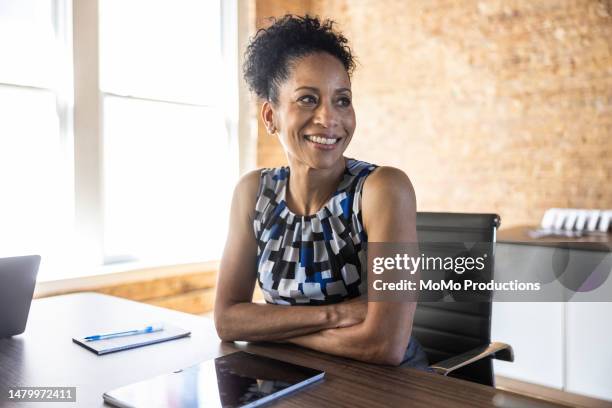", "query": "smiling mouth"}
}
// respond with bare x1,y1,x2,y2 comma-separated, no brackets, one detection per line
304,135,341,145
